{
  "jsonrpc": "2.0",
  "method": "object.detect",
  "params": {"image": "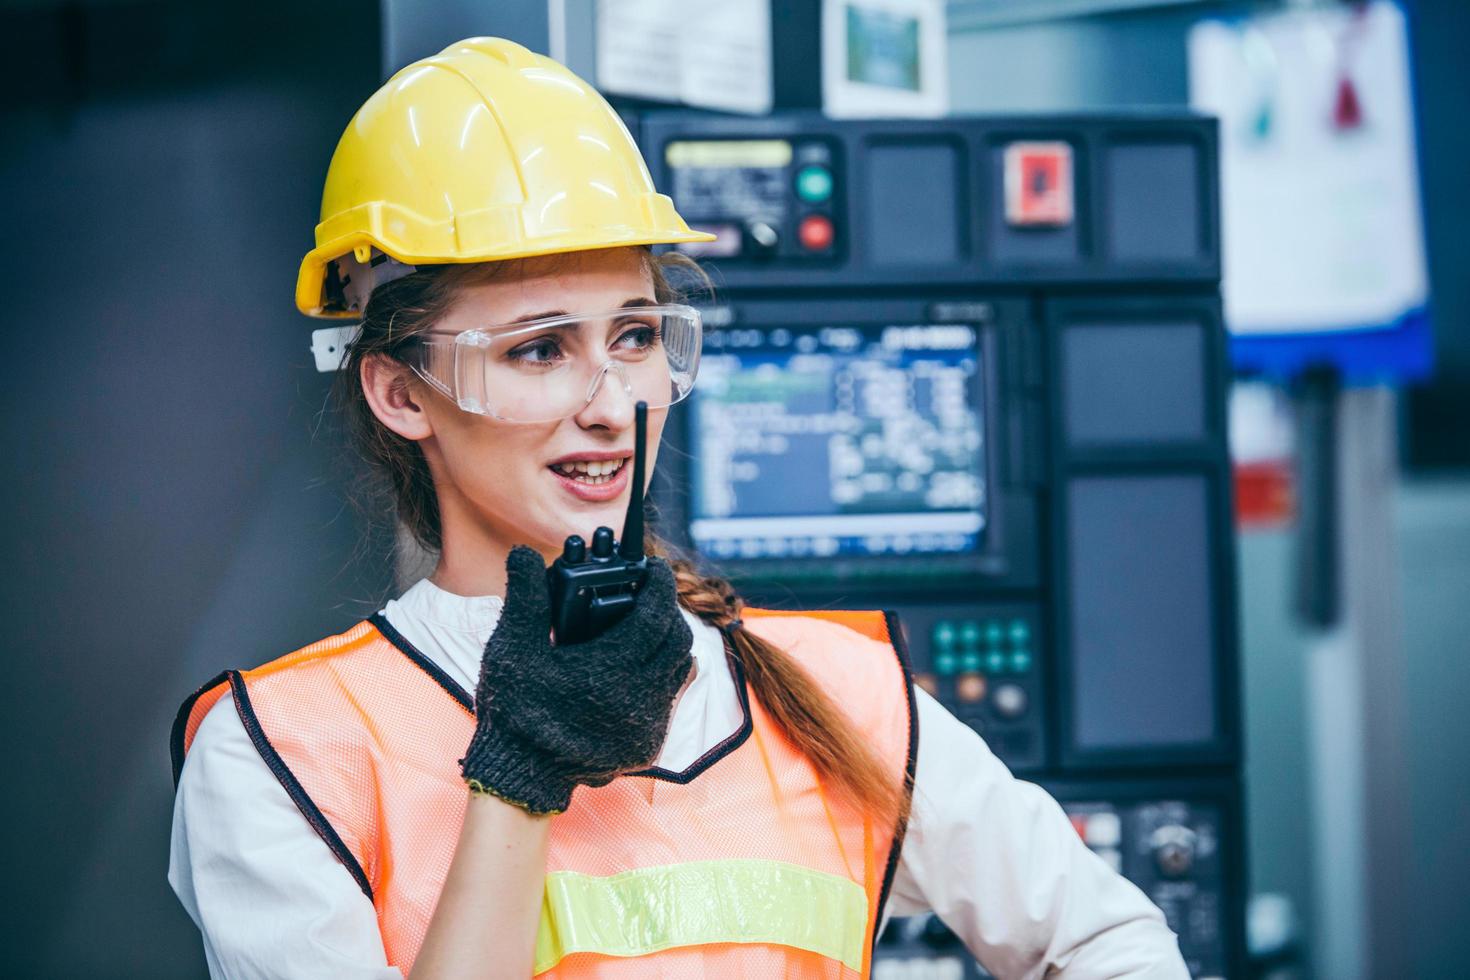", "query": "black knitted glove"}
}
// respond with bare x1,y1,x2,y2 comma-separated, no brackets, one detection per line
460,546,695,814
